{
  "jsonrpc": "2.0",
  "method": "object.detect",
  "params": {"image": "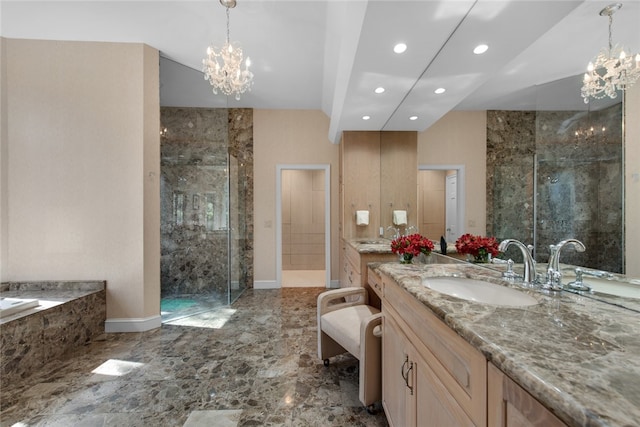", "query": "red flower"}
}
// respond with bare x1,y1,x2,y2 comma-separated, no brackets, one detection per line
391,233,435,256
454,233,500,257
